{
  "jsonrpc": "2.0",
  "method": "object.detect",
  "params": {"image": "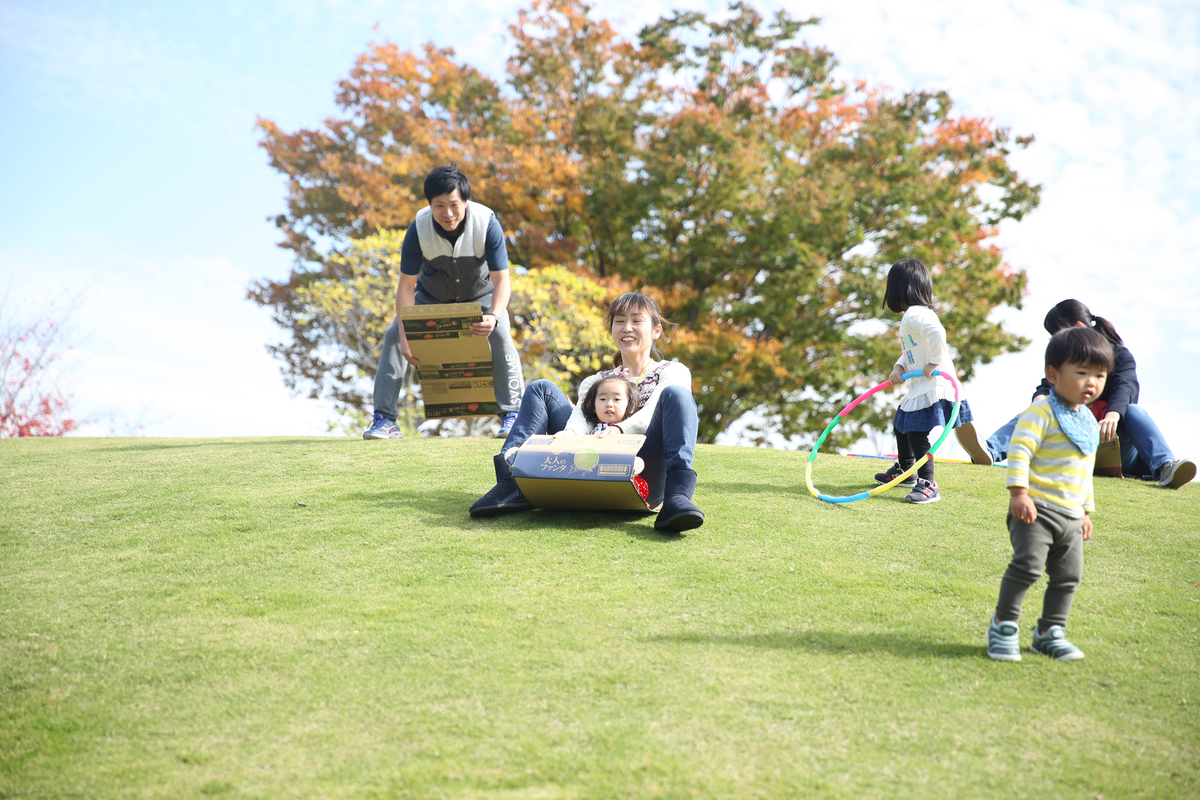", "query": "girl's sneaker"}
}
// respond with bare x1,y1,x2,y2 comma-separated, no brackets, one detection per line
874,461,917,488
986,618,1021,661
905,478,940,504
1030,625,1084,661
